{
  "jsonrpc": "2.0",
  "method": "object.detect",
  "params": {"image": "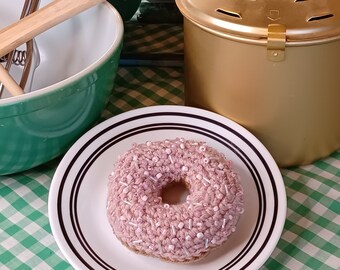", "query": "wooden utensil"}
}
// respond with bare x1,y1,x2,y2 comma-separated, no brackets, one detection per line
0,0,105,96
0,65,26,96
0,0,40,98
